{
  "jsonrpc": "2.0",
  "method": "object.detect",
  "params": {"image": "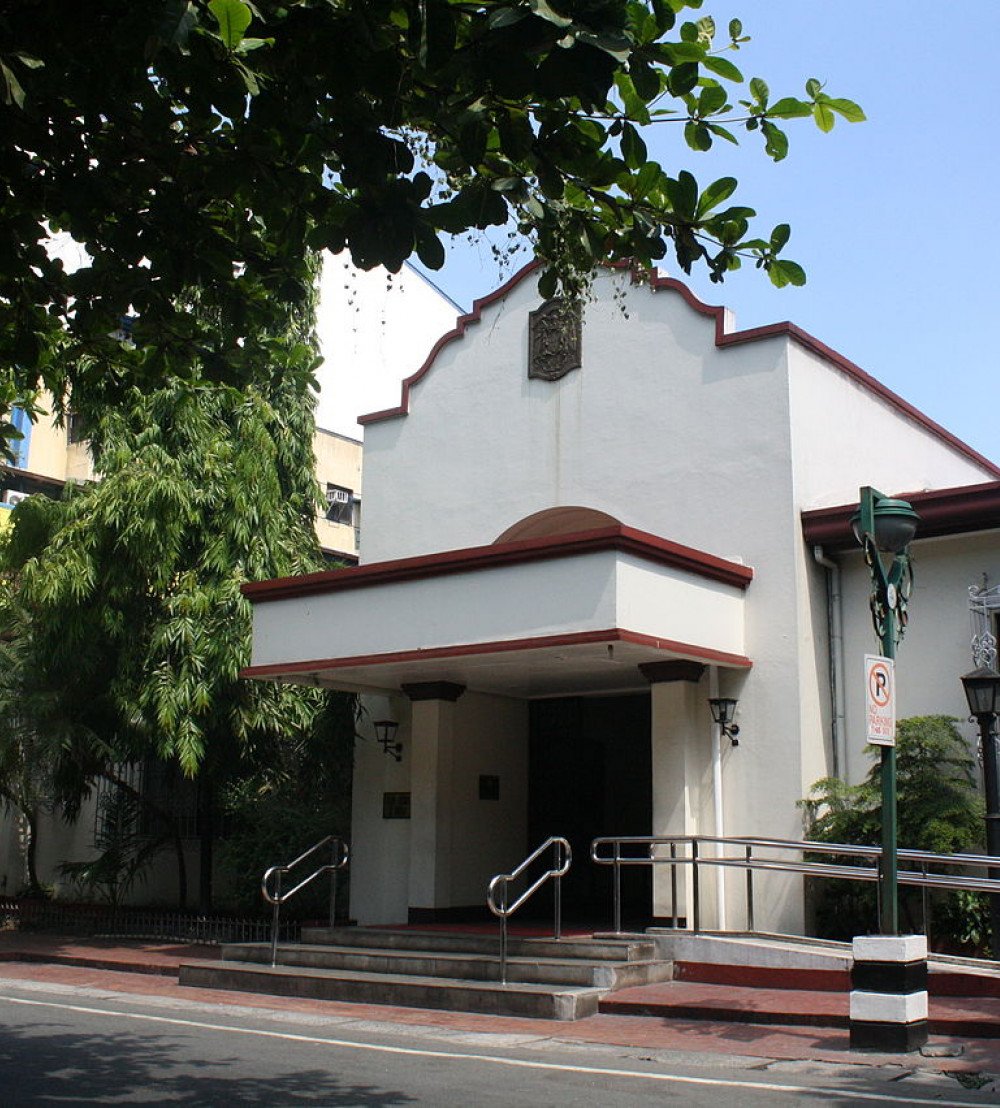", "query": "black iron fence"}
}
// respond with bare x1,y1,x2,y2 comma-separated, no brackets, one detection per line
0,898,300,945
